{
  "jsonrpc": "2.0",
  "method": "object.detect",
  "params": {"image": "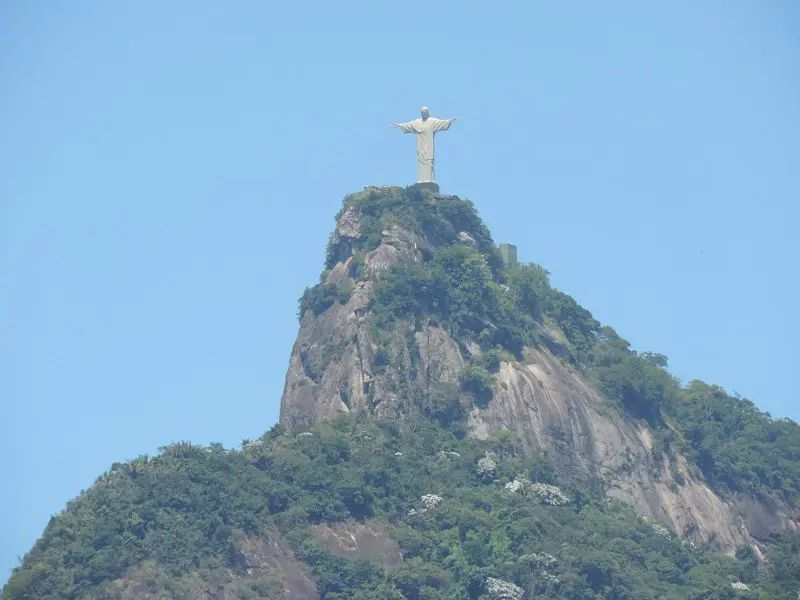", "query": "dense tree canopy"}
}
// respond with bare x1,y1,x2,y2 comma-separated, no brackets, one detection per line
8,414,795,600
